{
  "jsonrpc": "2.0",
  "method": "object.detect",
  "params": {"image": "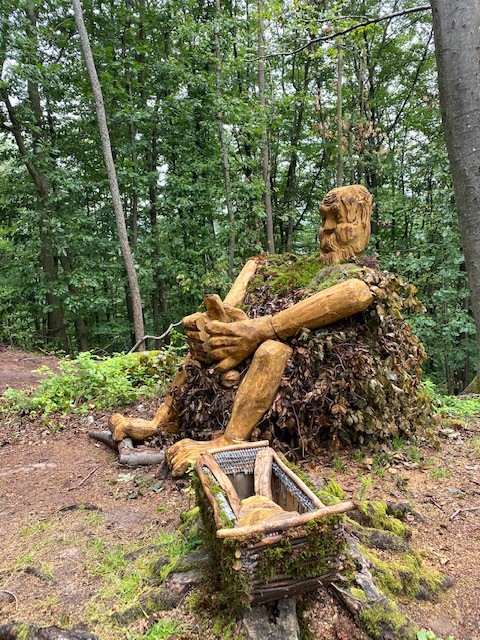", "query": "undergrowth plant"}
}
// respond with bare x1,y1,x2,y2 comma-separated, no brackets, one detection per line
140,620,184,639
423,380,480,418
0,348,182,416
